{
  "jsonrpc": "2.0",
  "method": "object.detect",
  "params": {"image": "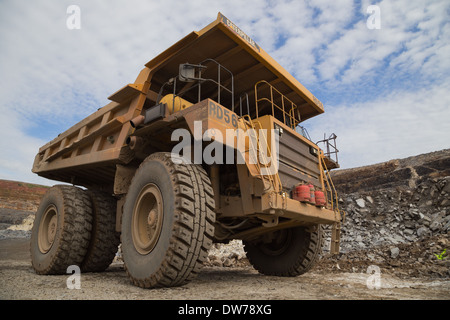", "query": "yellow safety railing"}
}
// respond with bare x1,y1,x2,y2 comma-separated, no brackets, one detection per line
319,152,344,254
320,153,345,220
254,80,301,130
320,153,338,211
